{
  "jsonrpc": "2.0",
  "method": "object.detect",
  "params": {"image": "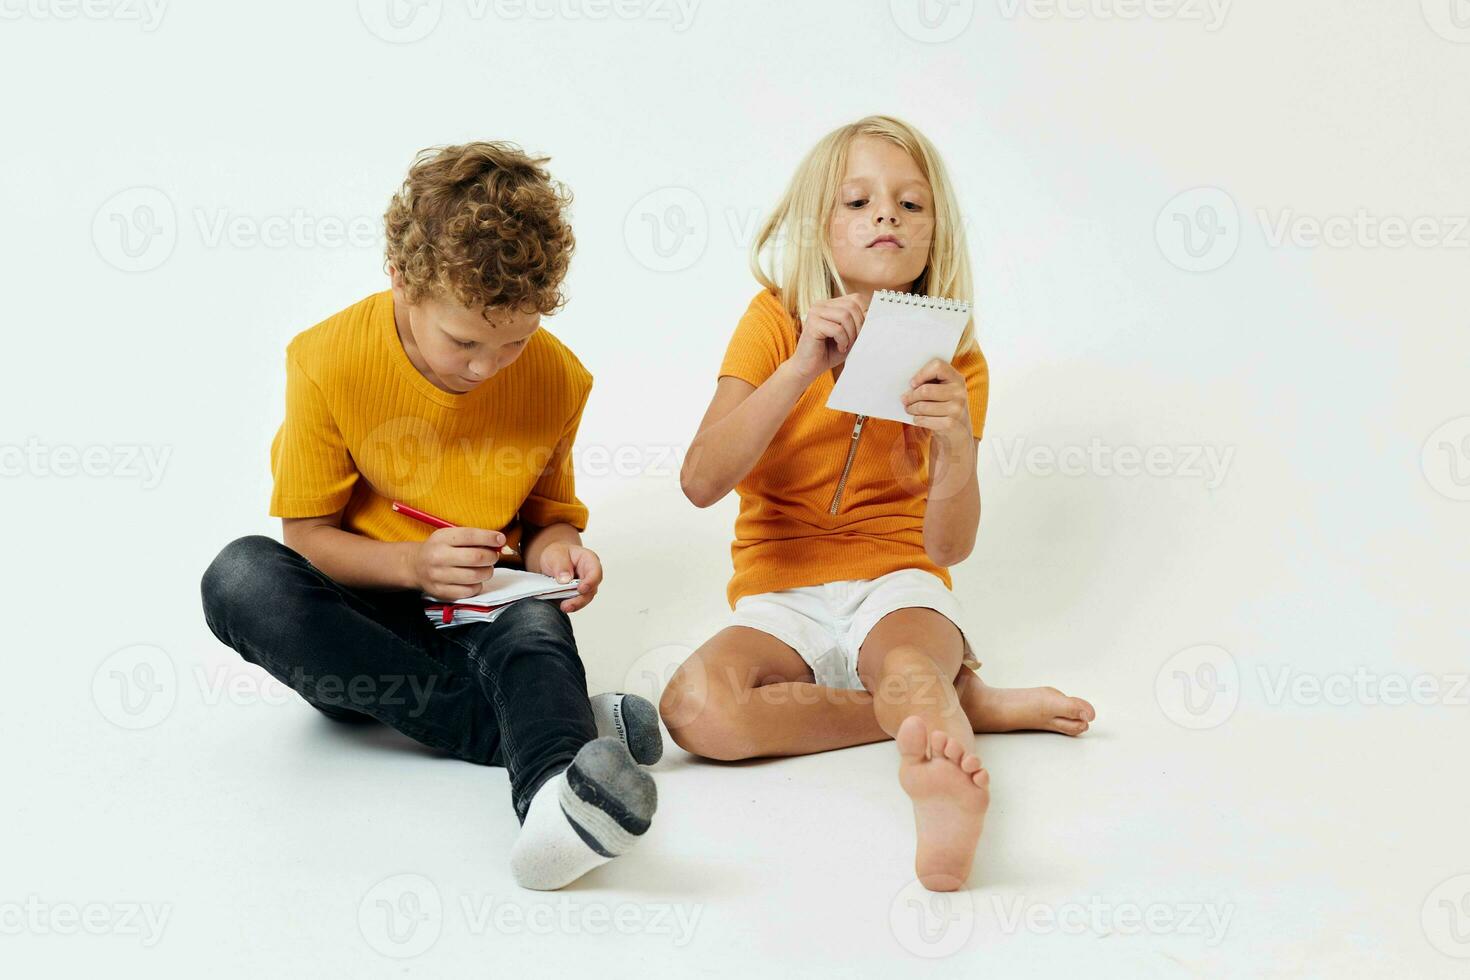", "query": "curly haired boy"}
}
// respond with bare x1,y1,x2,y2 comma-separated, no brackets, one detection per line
200,142,661,890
